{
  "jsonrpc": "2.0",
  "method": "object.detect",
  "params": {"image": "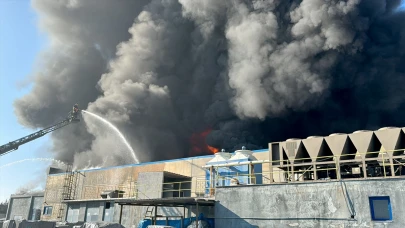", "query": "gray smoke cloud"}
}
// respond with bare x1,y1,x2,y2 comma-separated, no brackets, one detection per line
13,0,405,168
